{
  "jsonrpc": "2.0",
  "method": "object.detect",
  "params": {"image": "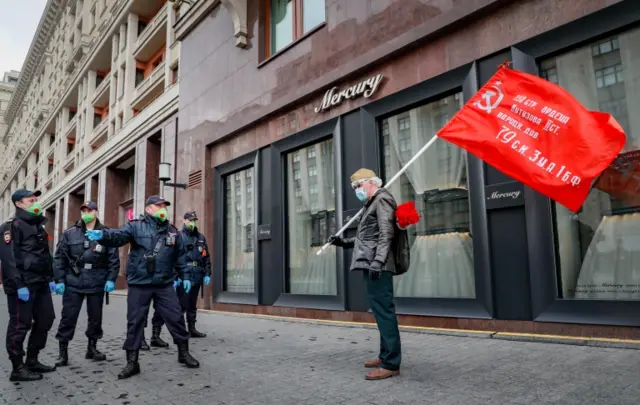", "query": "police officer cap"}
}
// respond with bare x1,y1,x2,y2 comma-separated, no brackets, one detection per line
11,189,41,202
80,201,98,210
184,211,198,220
146,195,171,206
